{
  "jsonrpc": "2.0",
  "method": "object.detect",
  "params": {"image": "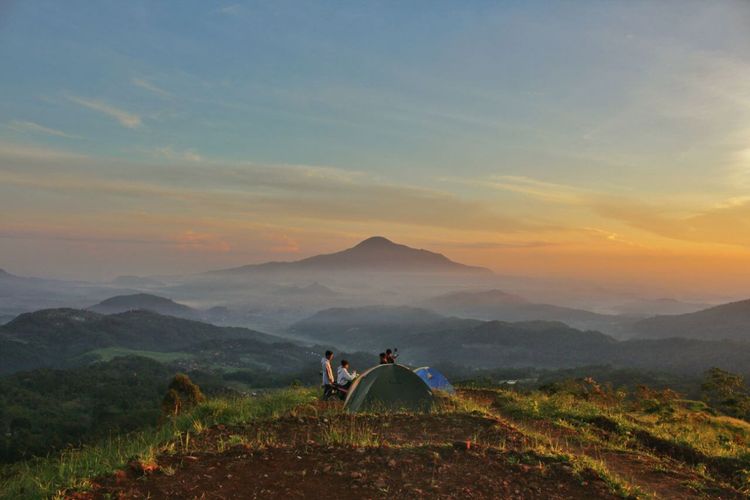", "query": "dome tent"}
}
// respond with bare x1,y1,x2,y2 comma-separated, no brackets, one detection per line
414,366,455,394
344,364,434,413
